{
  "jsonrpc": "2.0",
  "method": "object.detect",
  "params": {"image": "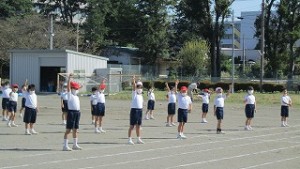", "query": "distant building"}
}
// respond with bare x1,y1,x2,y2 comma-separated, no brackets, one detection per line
221,21,241,49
